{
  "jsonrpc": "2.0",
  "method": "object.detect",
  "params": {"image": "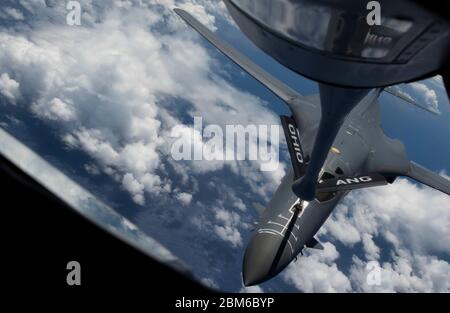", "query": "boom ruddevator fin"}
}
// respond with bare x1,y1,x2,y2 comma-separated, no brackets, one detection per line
315,164,450,198
280,115,307,180
316,173,392,193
